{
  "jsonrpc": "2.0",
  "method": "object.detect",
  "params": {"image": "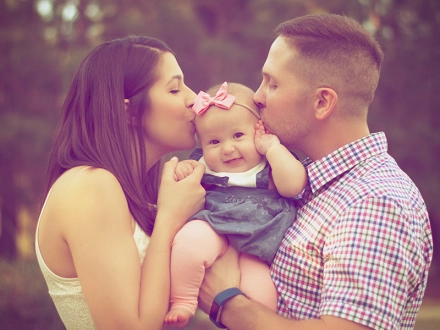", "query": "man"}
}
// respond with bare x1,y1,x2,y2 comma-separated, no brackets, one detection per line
198,14,433,330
